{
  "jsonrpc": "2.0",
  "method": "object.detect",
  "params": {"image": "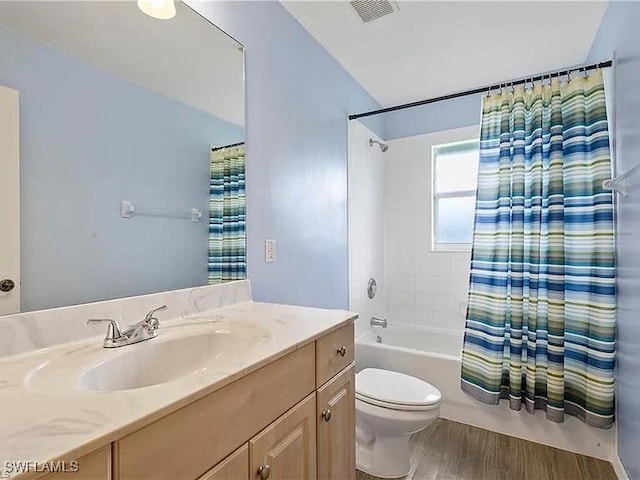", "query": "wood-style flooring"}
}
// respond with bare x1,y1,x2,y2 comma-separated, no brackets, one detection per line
356,419,616,480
